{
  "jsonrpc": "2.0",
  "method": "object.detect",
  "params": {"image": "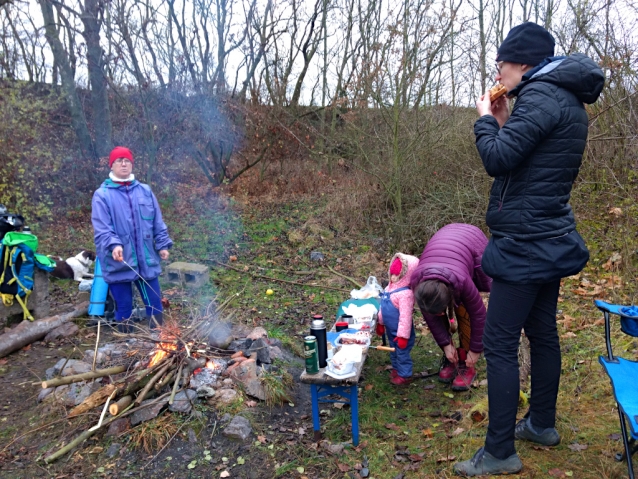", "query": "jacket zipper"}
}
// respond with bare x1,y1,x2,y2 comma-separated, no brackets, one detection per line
498,173,511,212
125,185,139,260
